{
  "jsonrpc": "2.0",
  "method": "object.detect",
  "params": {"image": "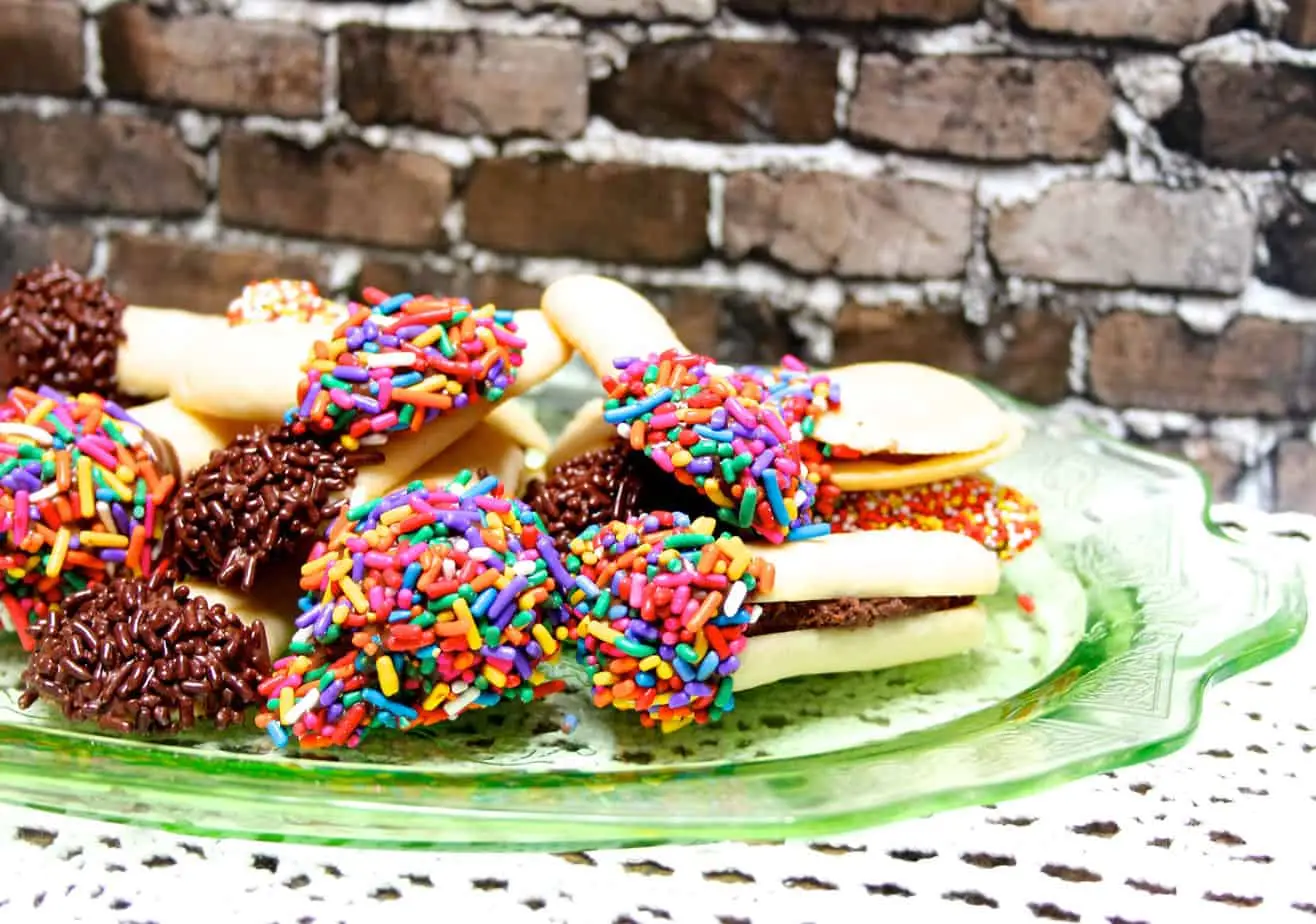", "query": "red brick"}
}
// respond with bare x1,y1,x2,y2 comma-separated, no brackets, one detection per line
595,40,836,143
728,0,980,25
0,224,95,284
340,27,586,139
1276,440,1316,514
723,172,973,279
1162,61,1316,170
465,158,708,265
356,260,543,310
1089,313,1316,417
1014,0,1246,45
218,132,452,250
0,111,206,216
850,55,1112,162
0,0,84,96
988,180,1254,294
107,234,328,316
100,5,324,118
1285,0,1316,47
833,300,1073,404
